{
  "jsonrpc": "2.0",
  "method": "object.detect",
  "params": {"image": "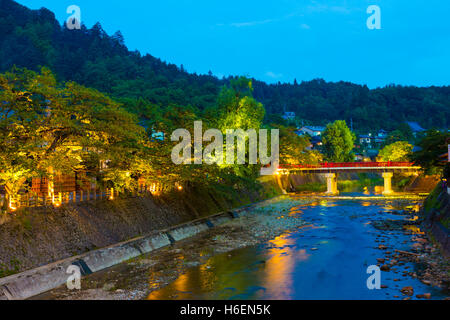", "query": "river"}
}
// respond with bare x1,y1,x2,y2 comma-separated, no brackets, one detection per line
146,192,445,300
